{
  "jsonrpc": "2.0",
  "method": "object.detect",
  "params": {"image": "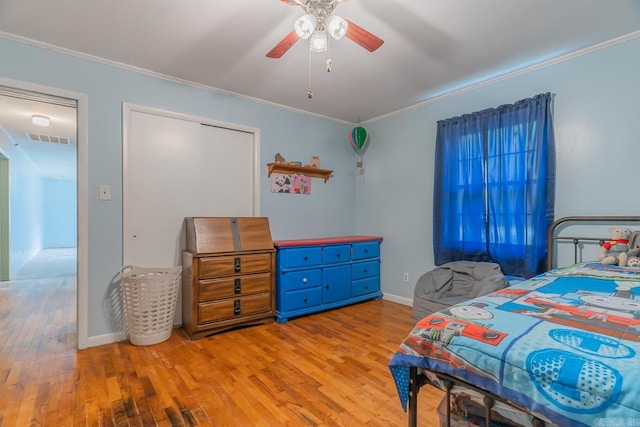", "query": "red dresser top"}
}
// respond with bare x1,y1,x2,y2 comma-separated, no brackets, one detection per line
273,235,383,247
